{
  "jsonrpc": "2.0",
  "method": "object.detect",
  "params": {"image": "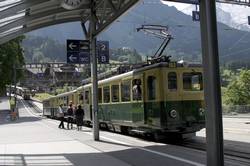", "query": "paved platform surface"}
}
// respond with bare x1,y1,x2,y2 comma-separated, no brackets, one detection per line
0,97,11,124
0,99,210,166
1,99,250,166
0,97,10,111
